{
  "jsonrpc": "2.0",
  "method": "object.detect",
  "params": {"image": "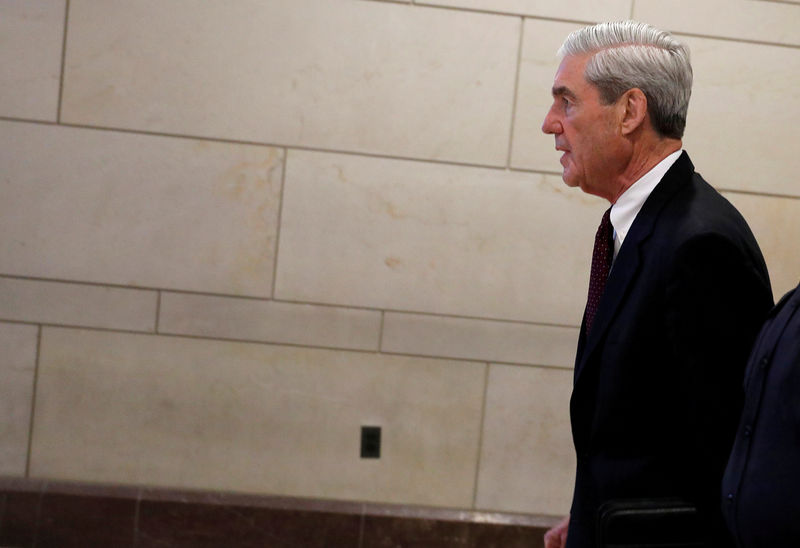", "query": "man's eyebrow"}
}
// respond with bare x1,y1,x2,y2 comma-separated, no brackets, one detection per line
551,85,576,99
